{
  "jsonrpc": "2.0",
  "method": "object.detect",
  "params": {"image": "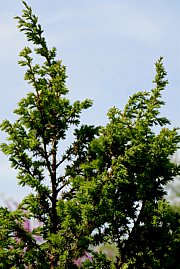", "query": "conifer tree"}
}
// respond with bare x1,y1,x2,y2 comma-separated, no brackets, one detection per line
0,2,179,268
